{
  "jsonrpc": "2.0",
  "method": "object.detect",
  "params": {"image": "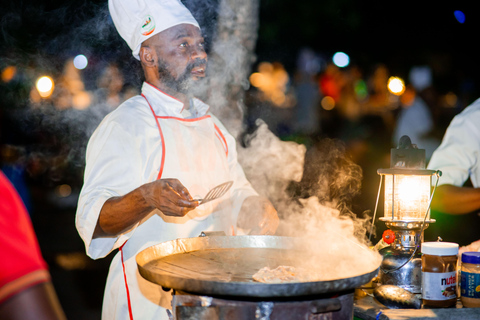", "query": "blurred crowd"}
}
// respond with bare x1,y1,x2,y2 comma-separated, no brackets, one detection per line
246,48,463,156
